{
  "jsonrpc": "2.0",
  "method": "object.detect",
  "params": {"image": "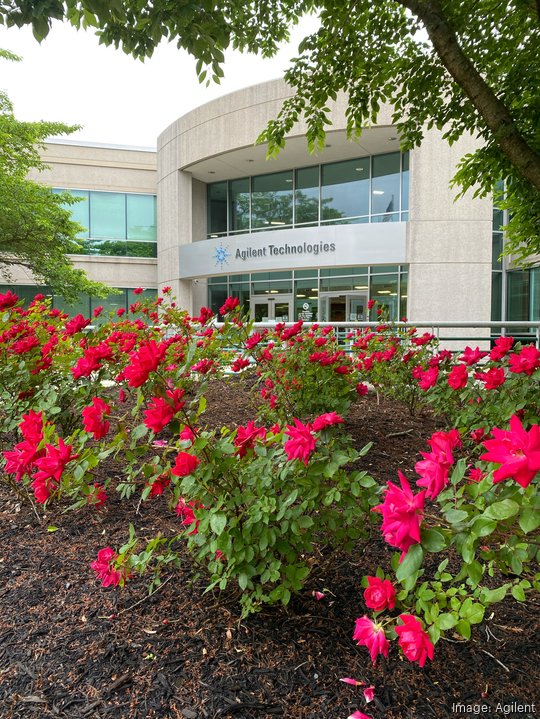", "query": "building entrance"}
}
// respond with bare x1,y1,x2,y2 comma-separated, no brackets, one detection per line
250,294,293,322
320,294,368,322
